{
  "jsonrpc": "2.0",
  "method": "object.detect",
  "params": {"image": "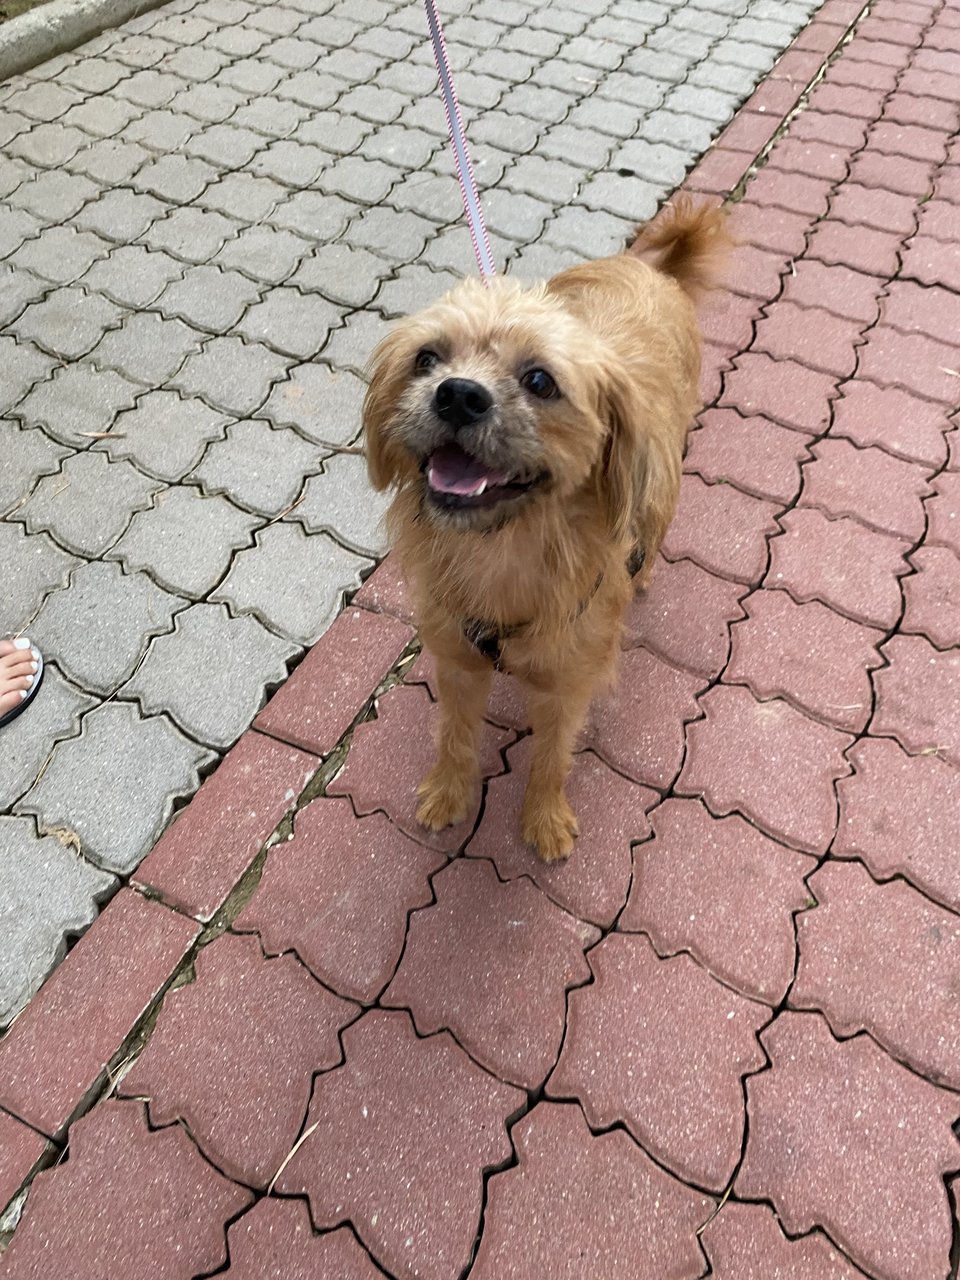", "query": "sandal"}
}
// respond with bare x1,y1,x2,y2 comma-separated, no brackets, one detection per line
0,639,44,729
